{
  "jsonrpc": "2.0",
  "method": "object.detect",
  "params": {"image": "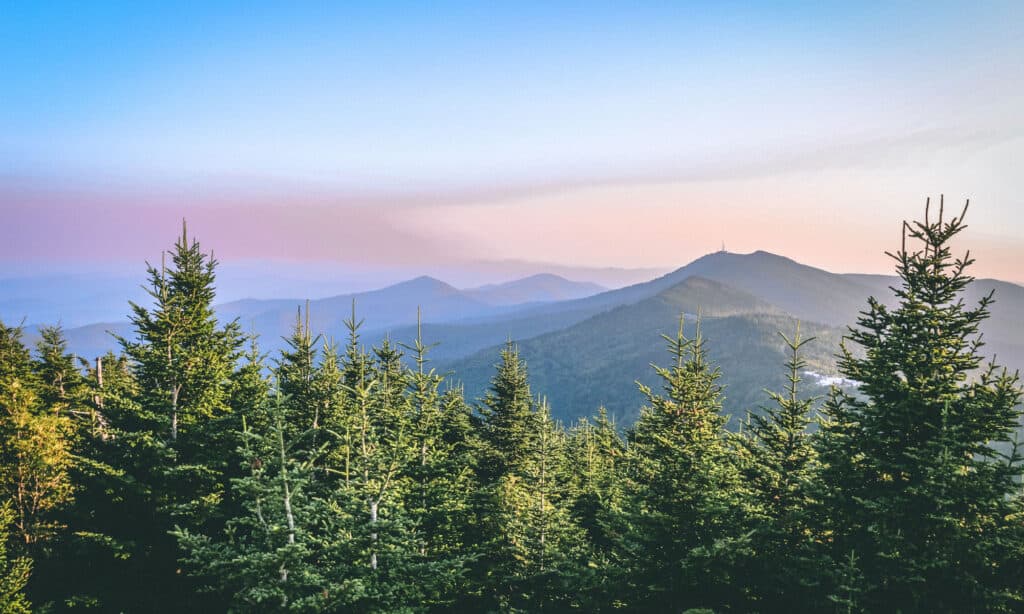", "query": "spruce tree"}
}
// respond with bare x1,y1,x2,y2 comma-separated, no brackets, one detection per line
0,375,75,549
478,342,537,481
275,304,321,448
0,321,33,386
33,325,86,410
175,392,342,612
116,221,244,611
57,351,146,611
400,316,476,574
0,503,31,614
616,317,751,612
567,407,624,554
472,344,585,610
735,325,825,611
815,199,1024,612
